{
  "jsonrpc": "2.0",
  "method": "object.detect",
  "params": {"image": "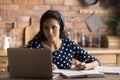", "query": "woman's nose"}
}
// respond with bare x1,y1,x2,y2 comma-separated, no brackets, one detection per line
48,28,53,34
